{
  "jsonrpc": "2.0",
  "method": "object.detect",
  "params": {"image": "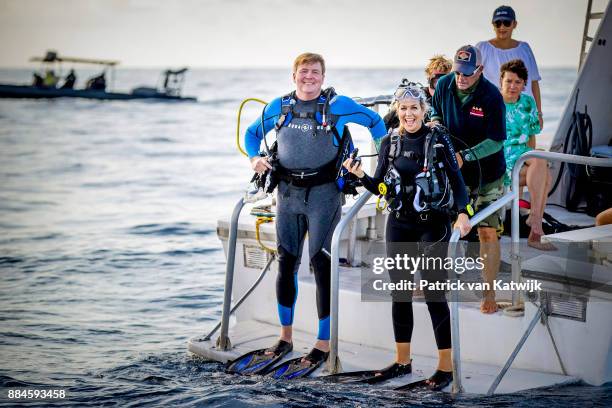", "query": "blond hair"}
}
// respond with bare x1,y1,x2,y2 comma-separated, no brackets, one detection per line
395,86,430,135
293,52,326,74
425,54,452,78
